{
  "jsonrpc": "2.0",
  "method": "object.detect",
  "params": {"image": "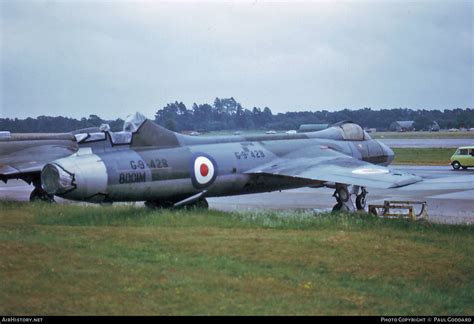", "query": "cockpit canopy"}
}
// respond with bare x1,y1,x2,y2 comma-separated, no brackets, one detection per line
123,112,147,133
309,122,372,141
74,112,147,145
339,123,372,141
